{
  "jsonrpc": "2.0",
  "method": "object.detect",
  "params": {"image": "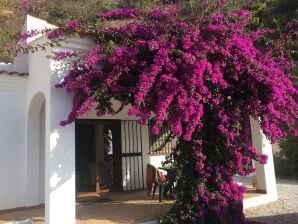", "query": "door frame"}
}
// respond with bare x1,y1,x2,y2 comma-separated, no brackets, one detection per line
75,119,123,193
